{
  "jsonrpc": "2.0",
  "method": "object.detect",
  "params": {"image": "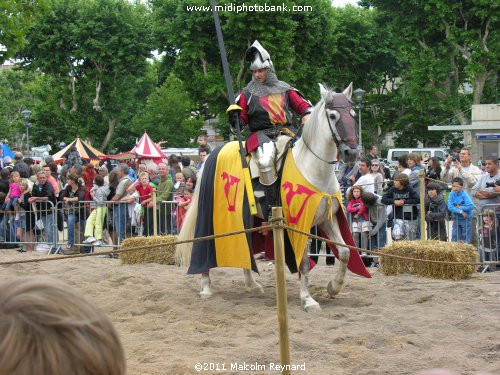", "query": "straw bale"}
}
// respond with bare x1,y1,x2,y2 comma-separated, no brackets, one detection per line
120,235,177,265
380,240,477,280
